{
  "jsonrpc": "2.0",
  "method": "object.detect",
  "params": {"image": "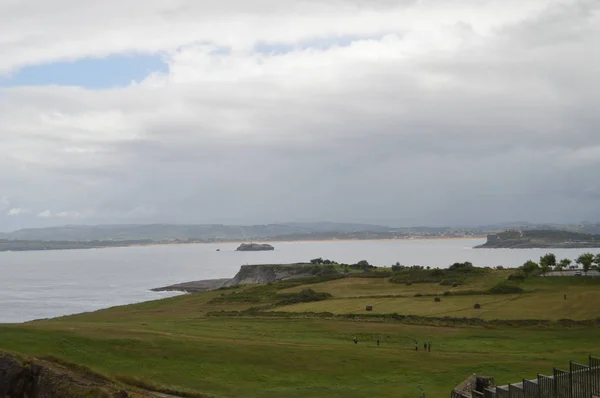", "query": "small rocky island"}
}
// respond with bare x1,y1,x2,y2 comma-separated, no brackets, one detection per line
236,243,275,251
